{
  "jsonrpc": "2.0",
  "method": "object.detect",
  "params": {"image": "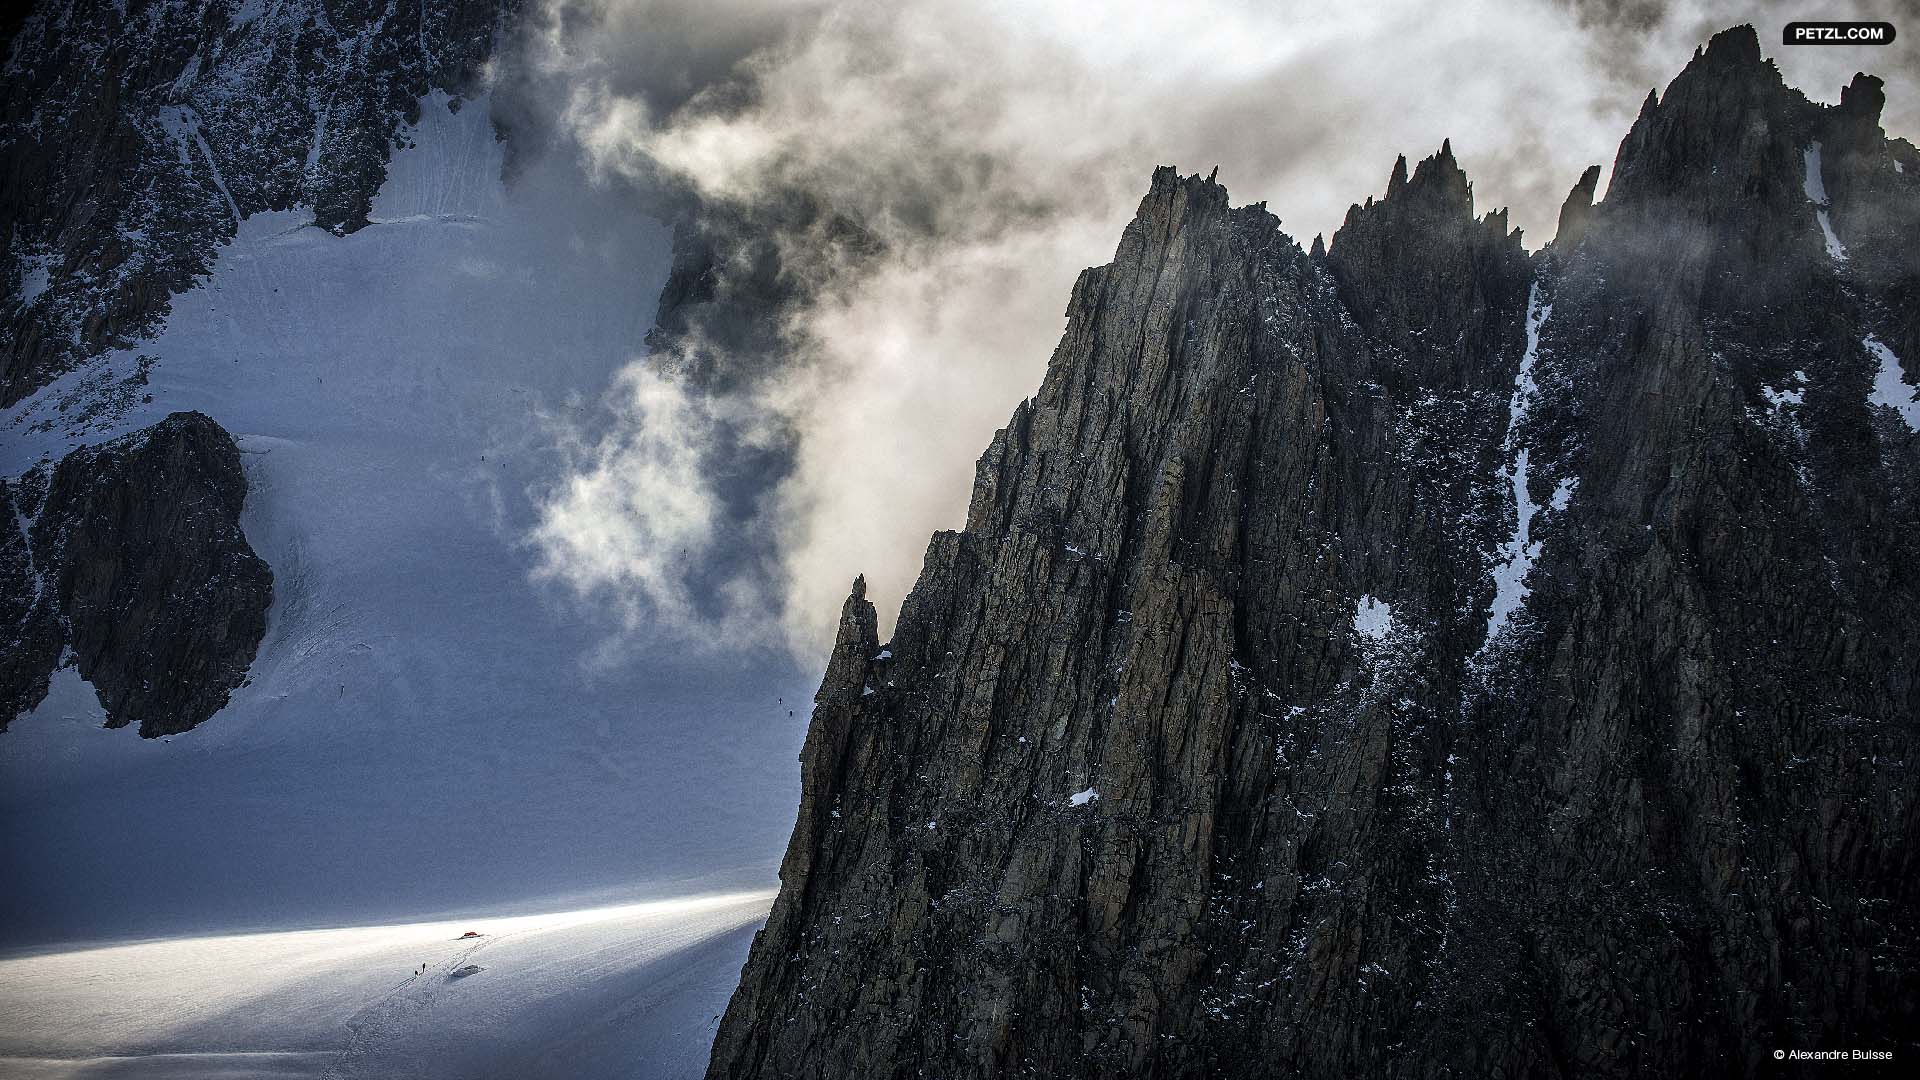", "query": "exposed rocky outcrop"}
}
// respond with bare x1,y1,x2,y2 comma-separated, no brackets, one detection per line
1552,163,1603,250
2,410,271,737
1,0,518,408
0,467,62,721
710,26,1919,1079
